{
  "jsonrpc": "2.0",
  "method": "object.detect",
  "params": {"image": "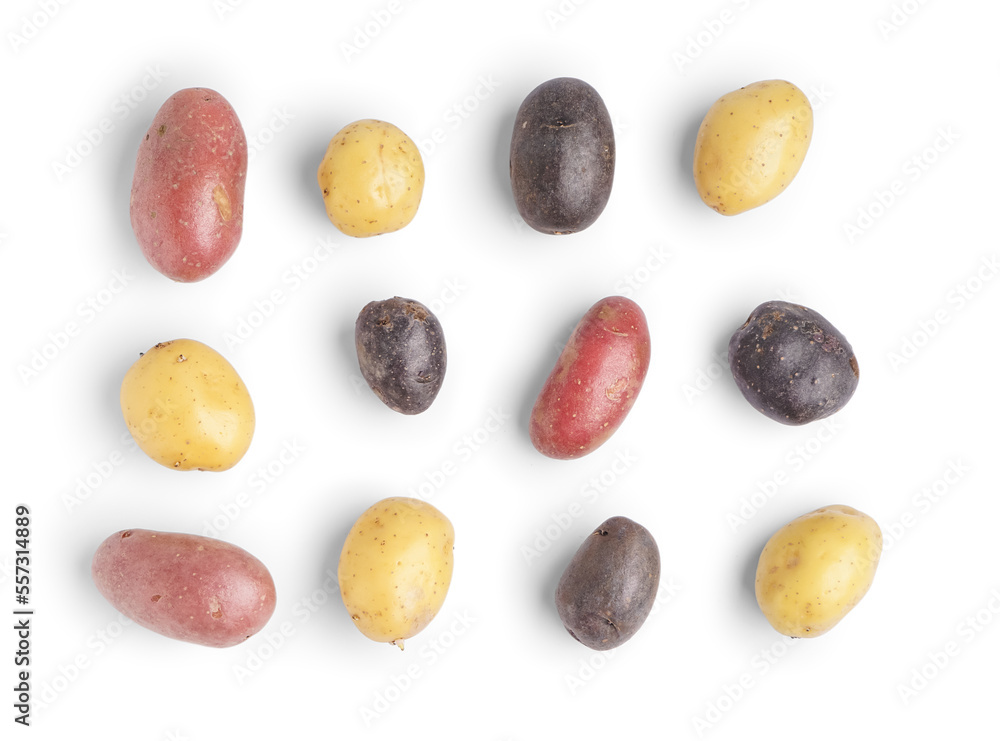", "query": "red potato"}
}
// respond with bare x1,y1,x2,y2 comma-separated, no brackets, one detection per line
91,529,276,648
129,88,247,282
530,296,650,459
